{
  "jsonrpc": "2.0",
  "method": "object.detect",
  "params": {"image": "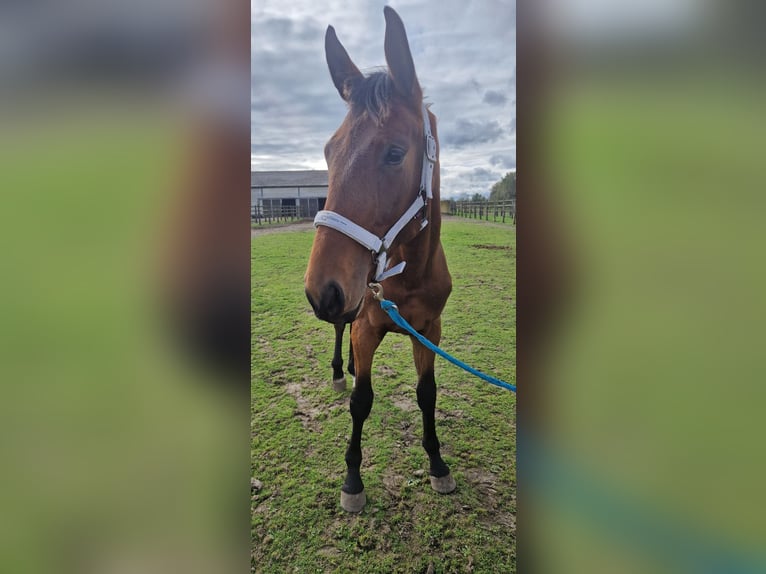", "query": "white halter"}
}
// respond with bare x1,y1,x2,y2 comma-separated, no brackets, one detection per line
313,103,437,282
